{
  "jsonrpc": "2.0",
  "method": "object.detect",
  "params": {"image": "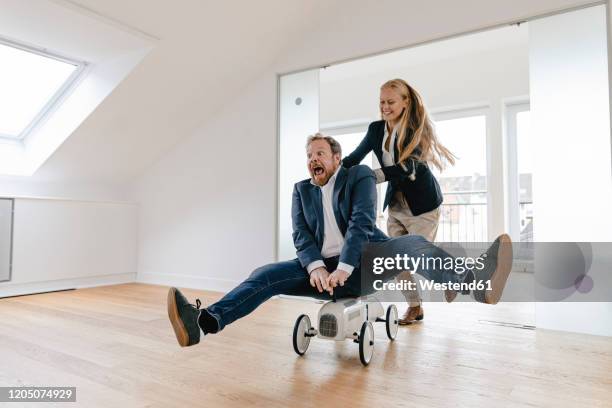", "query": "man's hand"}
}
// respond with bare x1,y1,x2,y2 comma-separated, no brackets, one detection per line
310,267,330,293
327,269,350,295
